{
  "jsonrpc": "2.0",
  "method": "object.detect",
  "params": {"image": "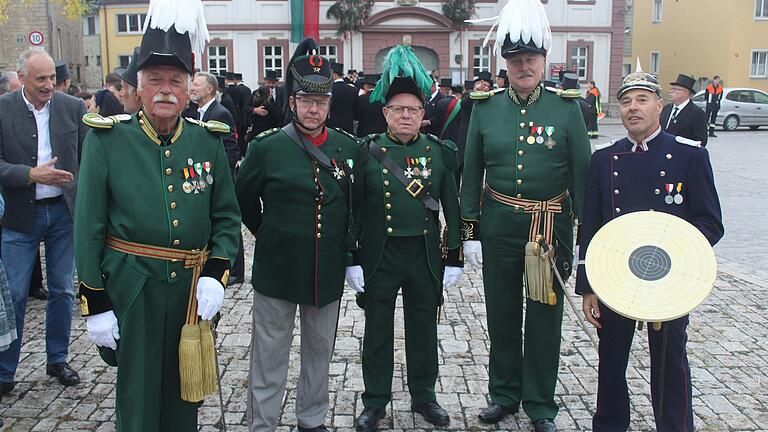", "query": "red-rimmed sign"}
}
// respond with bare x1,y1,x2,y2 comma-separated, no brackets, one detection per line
28,31,45,46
